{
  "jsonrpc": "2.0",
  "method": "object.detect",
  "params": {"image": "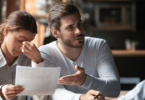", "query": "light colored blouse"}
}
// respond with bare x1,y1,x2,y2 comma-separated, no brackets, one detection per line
0,48,31,100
